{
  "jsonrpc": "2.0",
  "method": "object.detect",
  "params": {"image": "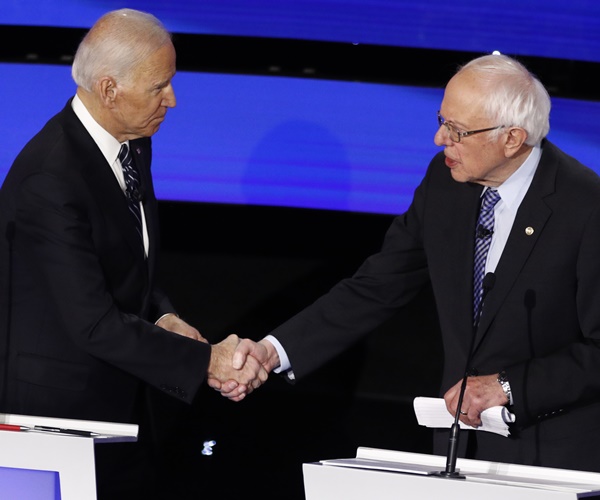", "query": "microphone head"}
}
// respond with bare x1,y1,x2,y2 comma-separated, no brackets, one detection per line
5,221,15,241
476,225,493,238
524,289,536,309
482,272,496,291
